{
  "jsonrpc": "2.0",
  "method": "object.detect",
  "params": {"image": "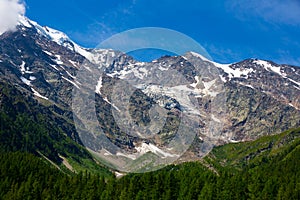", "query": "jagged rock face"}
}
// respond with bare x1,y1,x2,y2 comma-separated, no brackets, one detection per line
224,83,299,140
0,17,299,169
